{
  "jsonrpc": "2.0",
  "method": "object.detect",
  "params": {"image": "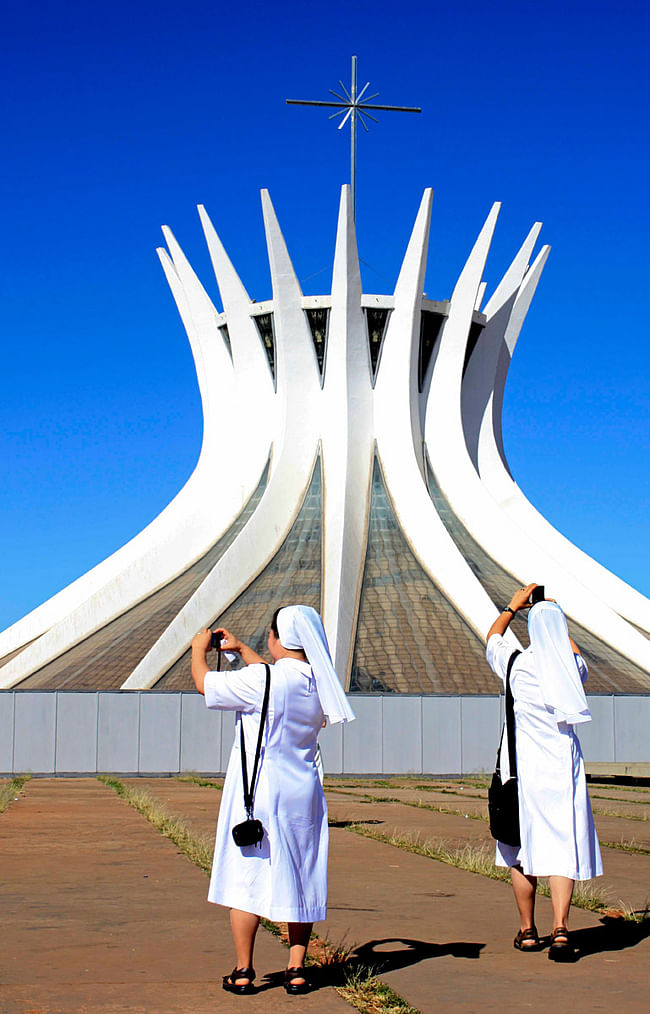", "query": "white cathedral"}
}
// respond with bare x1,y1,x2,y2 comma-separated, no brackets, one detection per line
1,186,649,697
